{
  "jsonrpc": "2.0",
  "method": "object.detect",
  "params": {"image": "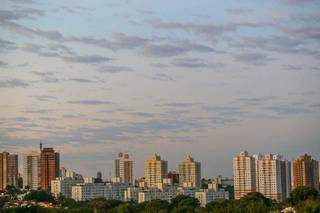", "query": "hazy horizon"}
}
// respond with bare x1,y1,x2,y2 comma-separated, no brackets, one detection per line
1,0,320,179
